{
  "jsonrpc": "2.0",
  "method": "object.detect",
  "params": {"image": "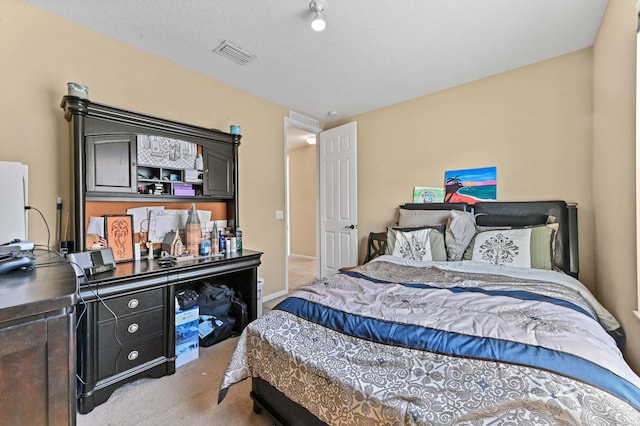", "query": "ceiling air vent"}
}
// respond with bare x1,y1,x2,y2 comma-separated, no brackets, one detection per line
213,40,254,65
